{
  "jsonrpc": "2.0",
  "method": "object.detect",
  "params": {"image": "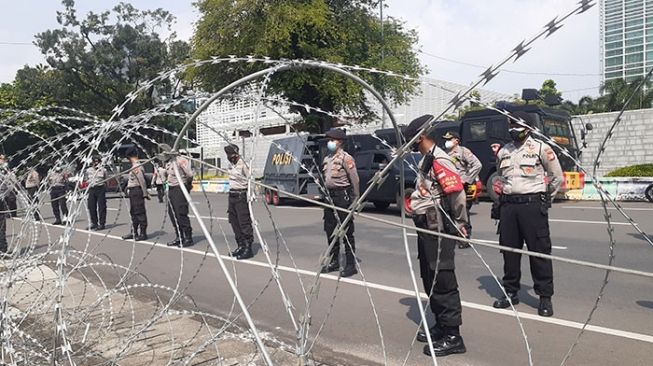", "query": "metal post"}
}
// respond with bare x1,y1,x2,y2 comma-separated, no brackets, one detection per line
200,147,204,180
